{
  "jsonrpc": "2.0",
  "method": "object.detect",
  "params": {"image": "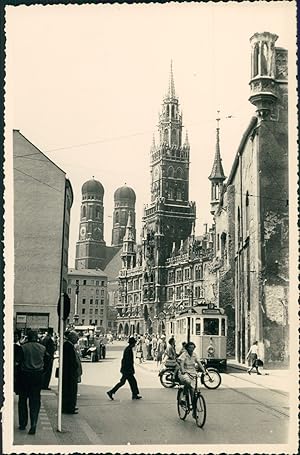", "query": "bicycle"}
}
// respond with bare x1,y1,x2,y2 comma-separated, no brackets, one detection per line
177,371,207,428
